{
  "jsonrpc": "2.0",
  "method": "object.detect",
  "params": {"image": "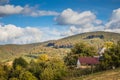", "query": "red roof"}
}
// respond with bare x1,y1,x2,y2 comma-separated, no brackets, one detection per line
78,57,99,65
